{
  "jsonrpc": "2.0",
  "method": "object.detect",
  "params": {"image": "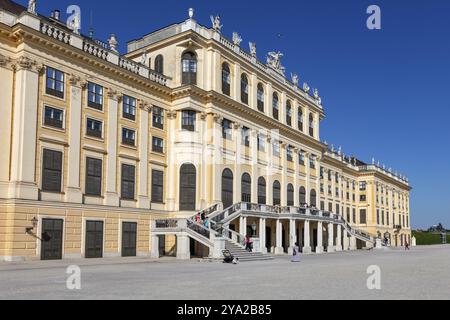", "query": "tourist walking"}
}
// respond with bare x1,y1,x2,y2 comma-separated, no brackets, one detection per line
405,241,410,251
244,235,253,252
291,242,301,262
